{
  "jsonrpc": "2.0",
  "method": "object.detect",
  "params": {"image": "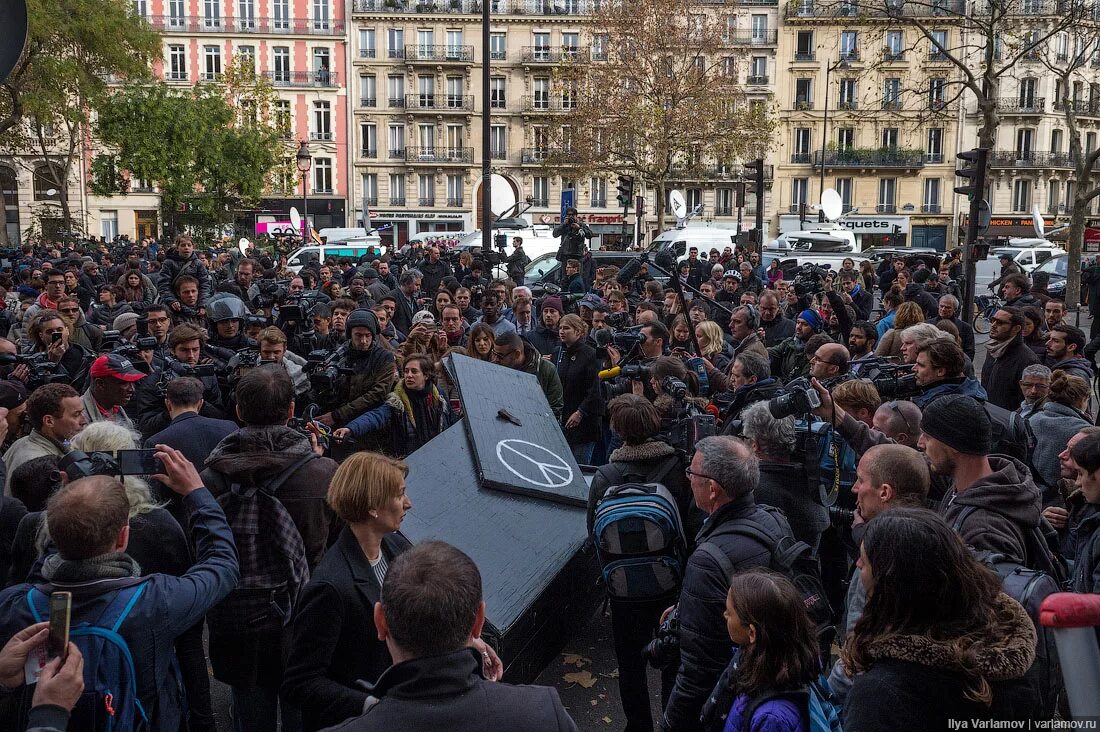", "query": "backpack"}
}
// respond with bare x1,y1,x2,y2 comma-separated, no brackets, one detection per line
950,505,1069,587
742,678,844,732
973,551,1064,719
26,580,155,732
208,452,318,635
592,456,687,601
698,505,836,659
